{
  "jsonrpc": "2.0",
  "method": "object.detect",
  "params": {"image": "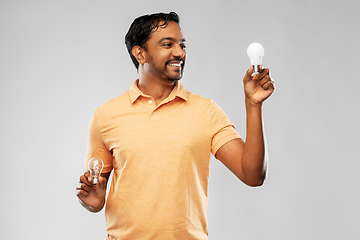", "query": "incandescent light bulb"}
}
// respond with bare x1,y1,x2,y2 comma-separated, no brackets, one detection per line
247,42,265,74
88,157,104,185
